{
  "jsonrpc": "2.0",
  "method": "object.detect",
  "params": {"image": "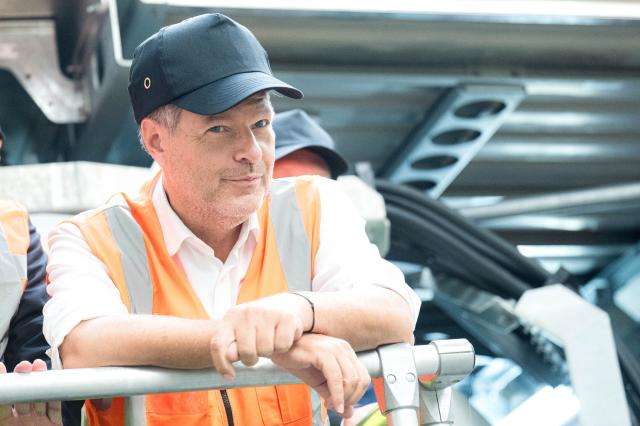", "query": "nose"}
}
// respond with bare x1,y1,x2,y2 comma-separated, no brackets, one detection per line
234,127,262,165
